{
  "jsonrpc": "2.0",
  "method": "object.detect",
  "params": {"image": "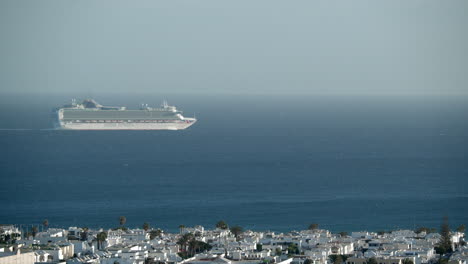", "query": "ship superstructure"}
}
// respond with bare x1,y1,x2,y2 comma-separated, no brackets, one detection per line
55,99,196,130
